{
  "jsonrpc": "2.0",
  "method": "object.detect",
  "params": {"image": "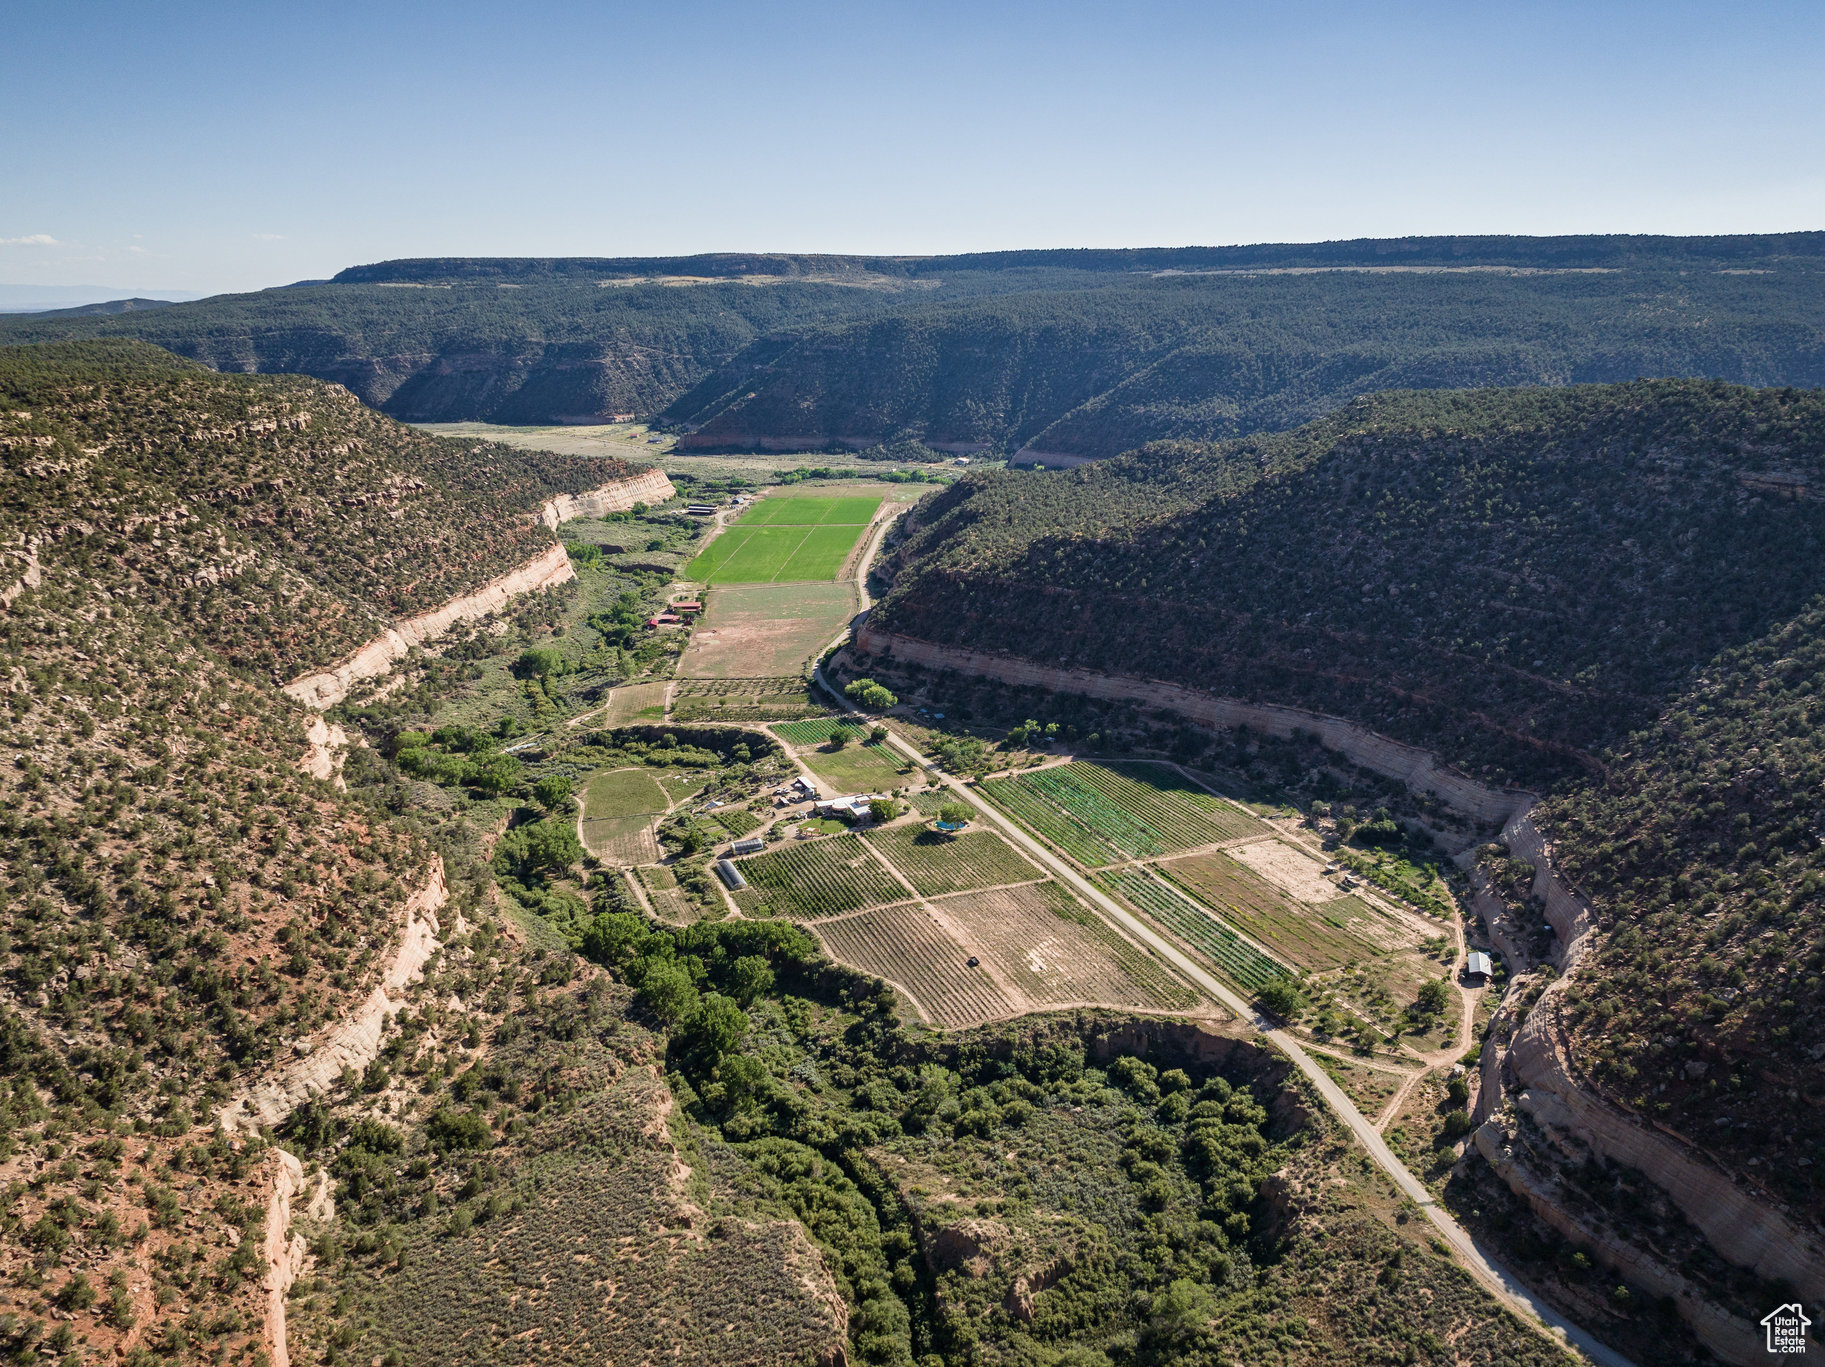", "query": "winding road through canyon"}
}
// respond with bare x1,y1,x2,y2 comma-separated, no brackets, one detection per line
819,536,1631,1367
